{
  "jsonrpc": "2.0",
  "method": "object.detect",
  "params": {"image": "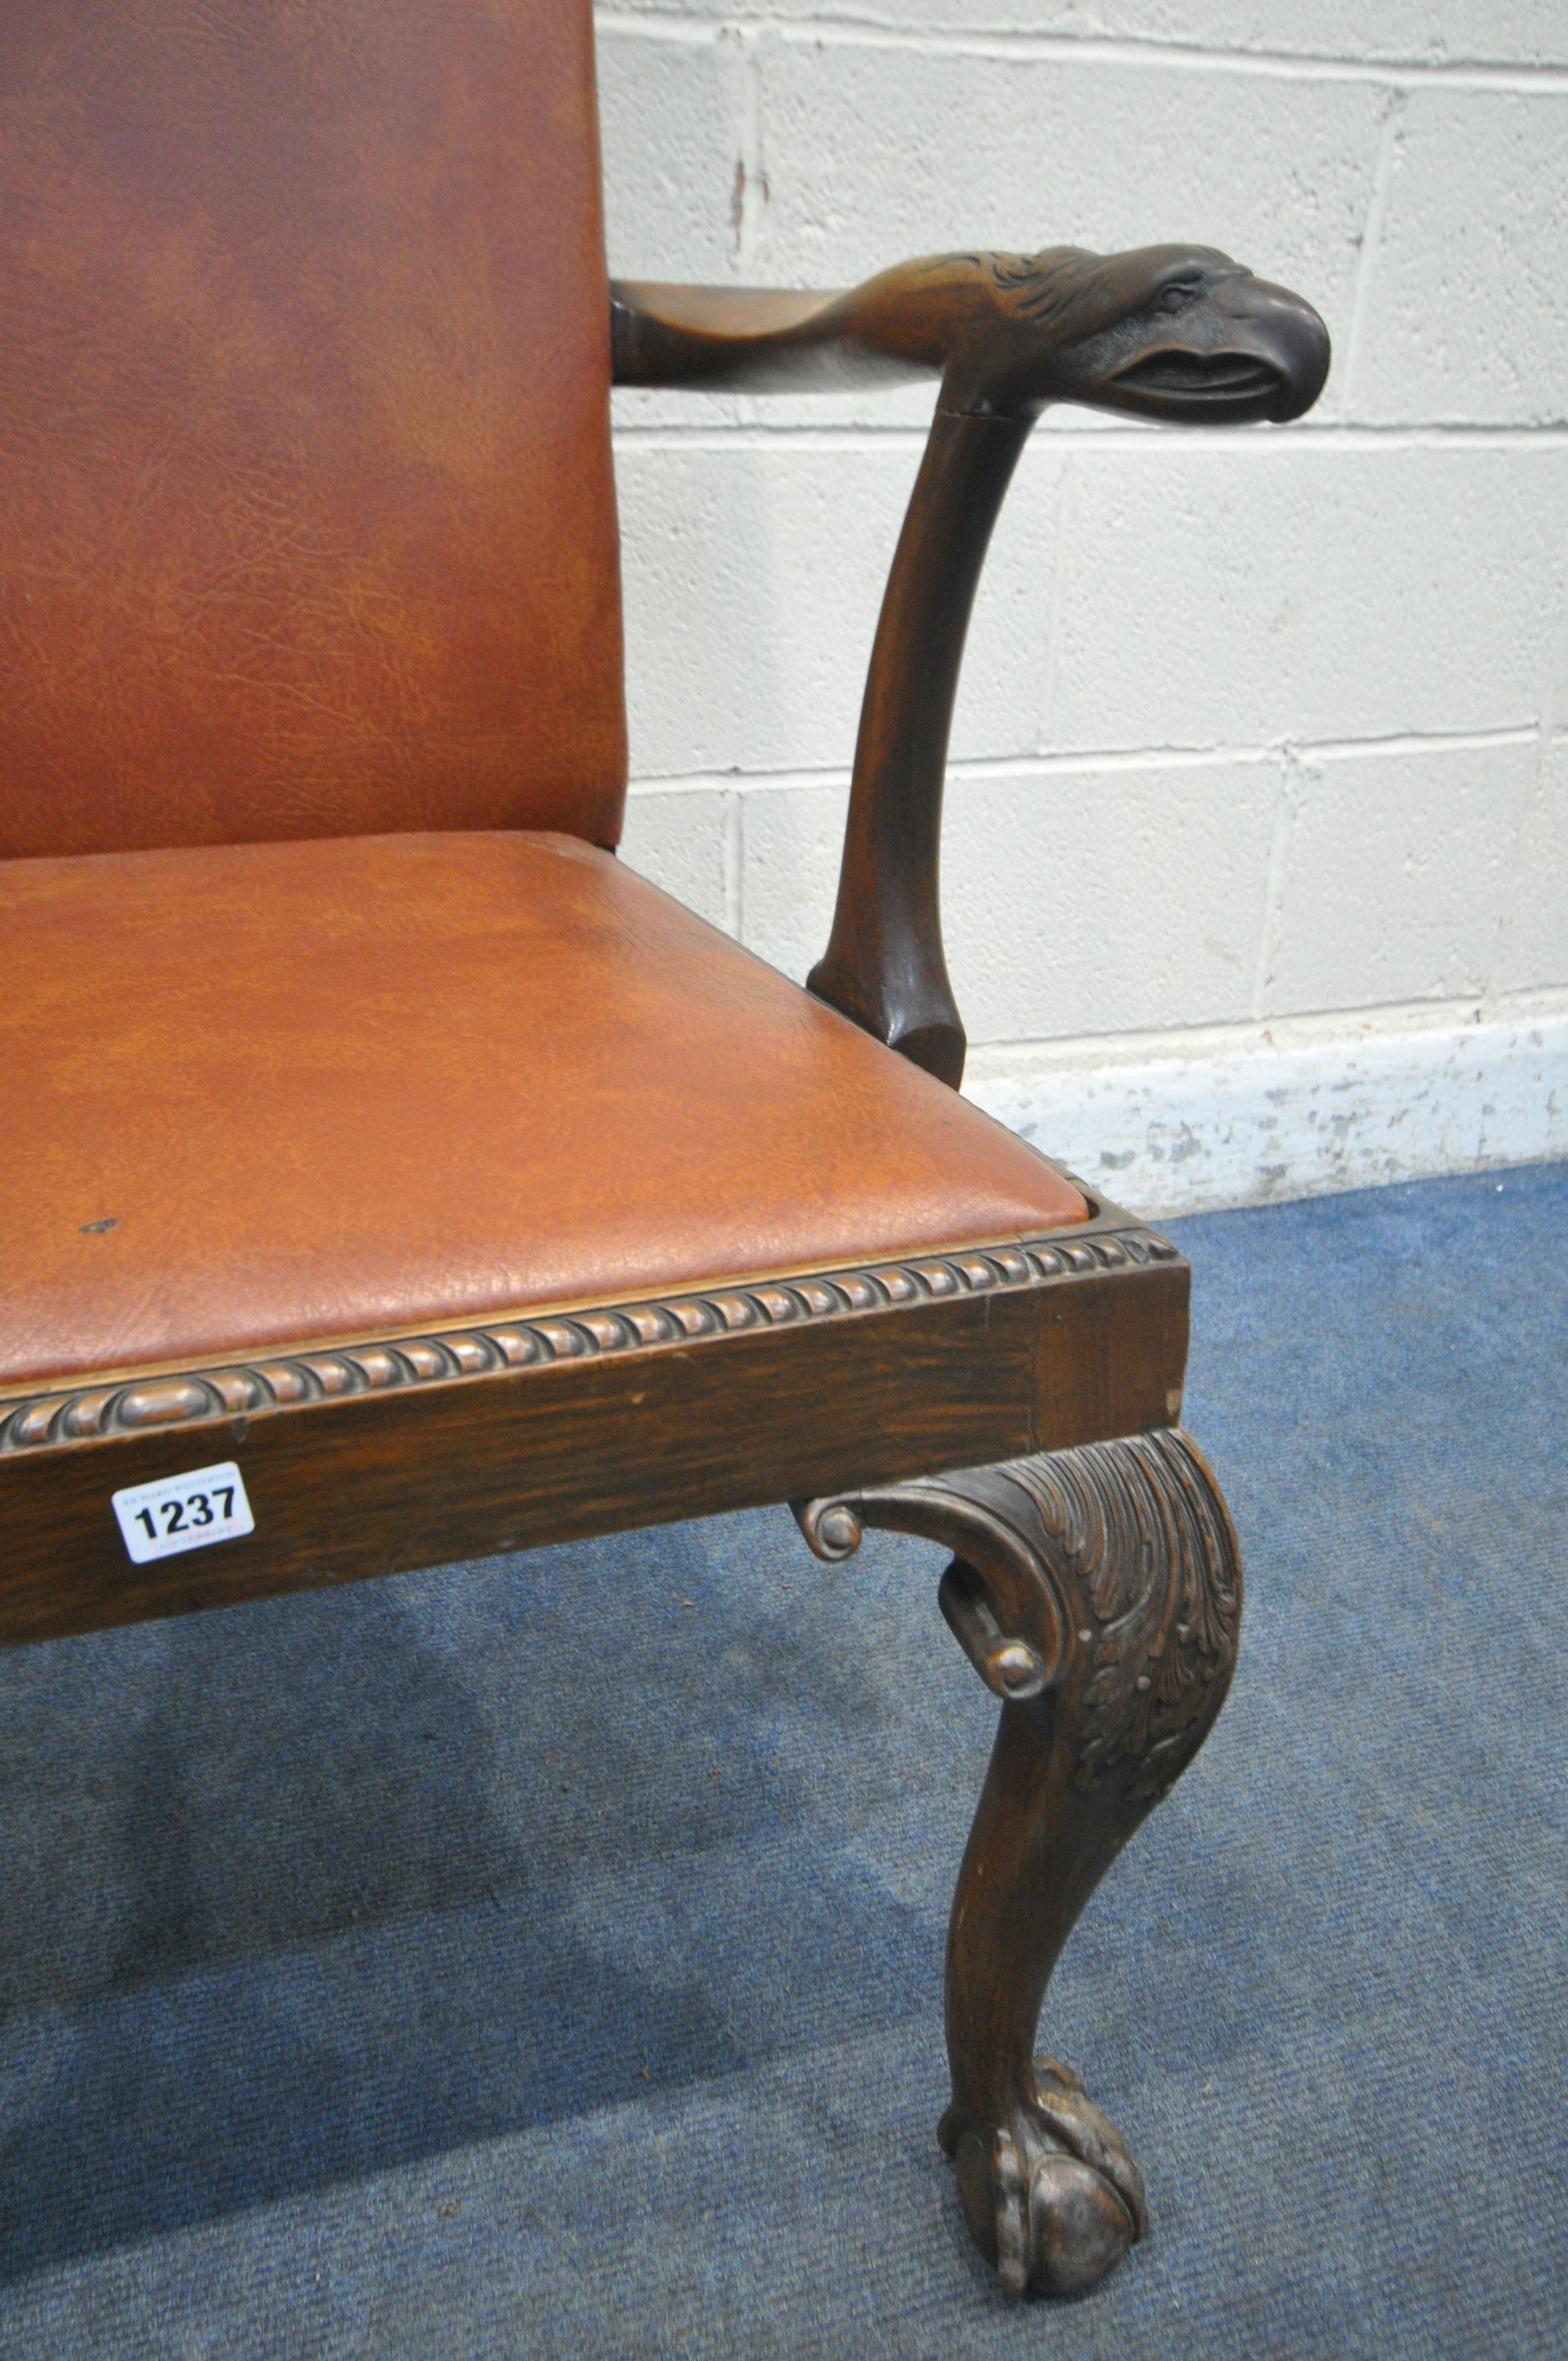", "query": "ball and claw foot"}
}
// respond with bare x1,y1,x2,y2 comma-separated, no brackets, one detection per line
939,2058,1147,2298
